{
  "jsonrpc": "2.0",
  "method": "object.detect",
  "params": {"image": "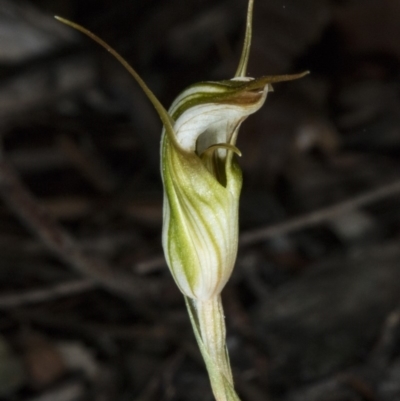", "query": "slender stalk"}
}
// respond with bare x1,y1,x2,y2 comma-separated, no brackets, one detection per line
197,296,233,384
186,296,240,401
